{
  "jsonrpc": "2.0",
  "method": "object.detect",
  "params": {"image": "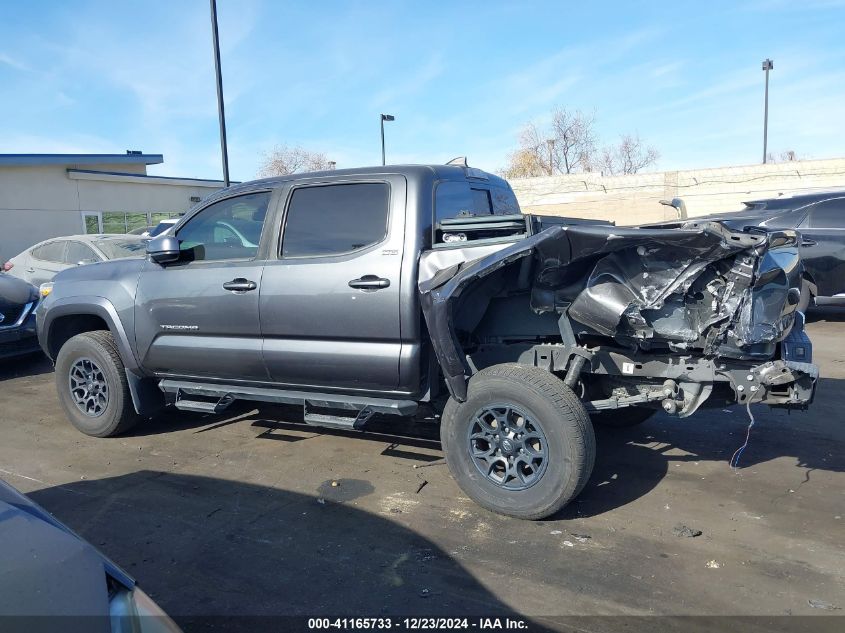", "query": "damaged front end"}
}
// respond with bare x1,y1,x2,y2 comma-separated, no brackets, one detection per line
419,218,818,417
